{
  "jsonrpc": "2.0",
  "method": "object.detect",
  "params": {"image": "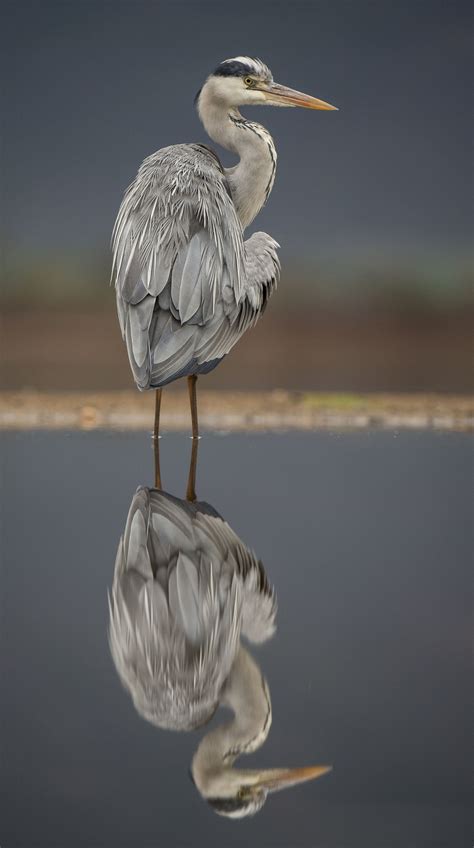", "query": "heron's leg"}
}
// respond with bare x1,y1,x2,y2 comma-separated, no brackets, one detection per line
153,389,162,489
186,434,199,502
187,374,199,439
186,375,199,501
154,388,163,440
